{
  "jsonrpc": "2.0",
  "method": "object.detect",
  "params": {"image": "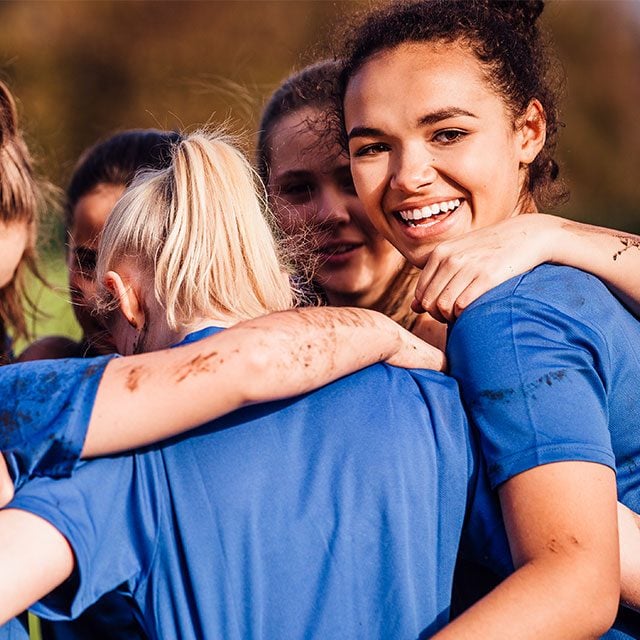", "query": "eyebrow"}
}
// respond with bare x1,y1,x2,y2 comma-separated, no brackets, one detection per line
272,169,313,182
348,107,478,141
418,108,477,126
